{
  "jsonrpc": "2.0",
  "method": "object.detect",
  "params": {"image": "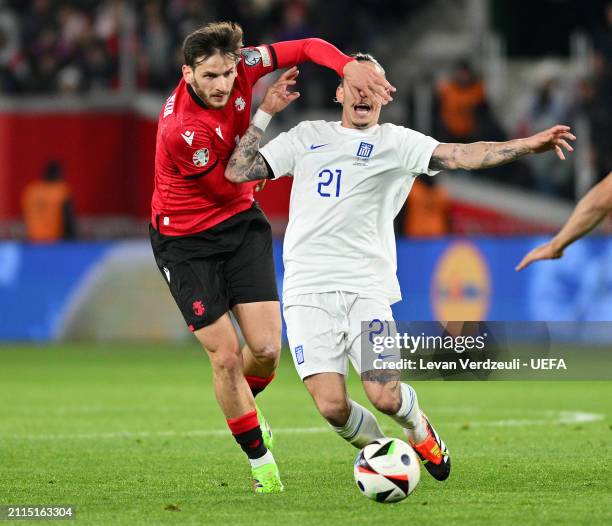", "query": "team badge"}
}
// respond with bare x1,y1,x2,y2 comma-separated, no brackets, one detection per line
192,300,206,317
294,345,305,365
234,97,246,111
241,48,261,66
357,142,374,158
192,148,209,167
